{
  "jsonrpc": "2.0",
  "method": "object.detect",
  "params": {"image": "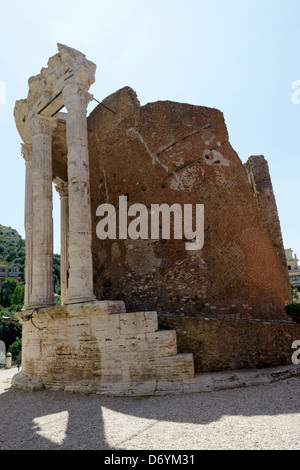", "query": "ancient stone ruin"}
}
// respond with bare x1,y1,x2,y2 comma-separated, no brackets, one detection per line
12,44,293,394
88,88,292,320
